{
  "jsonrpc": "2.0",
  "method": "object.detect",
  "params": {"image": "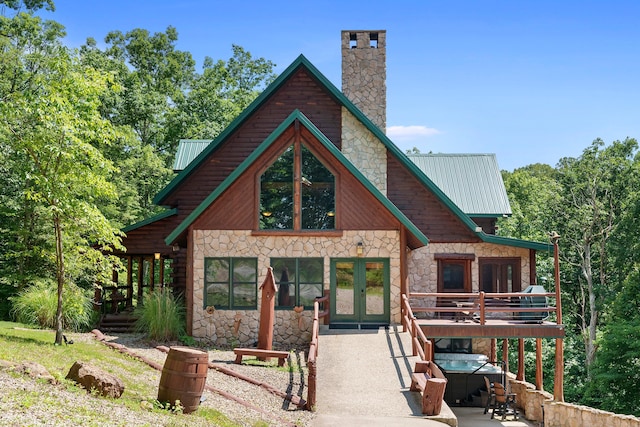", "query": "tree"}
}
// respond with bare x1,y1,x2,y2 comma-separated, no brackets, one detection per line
100,26,195,158
554,138,638,369
582,269,640,416
166,45,276,143
0,2,125,343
